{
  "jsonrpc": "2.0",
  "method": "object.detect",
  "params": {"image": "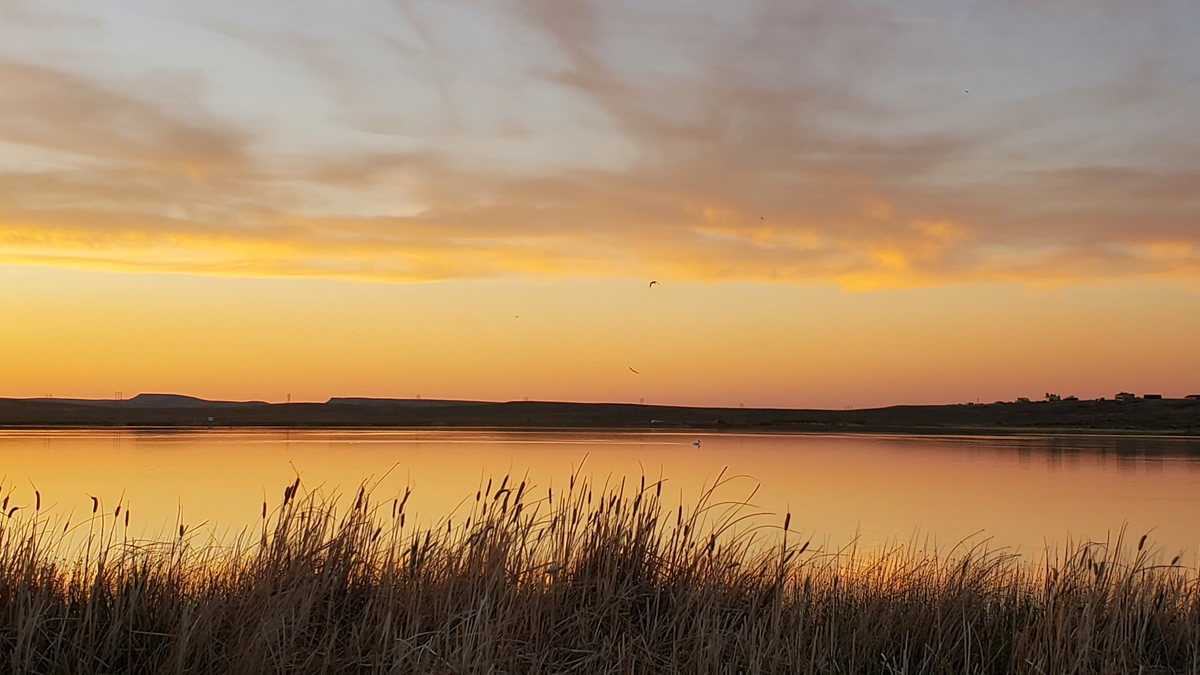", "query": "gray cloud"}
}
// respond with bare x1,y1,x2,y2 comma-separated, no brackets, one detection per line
1,0,1198,287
